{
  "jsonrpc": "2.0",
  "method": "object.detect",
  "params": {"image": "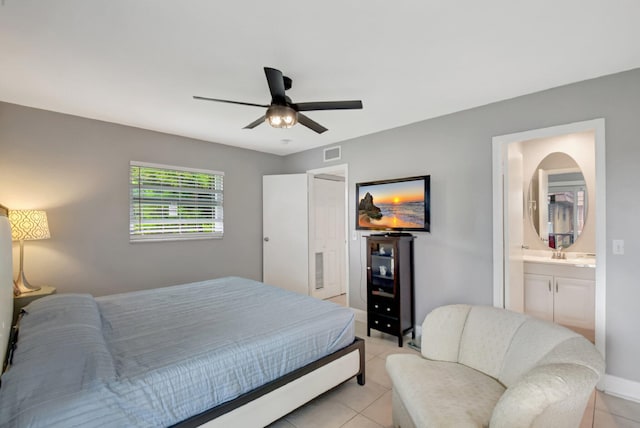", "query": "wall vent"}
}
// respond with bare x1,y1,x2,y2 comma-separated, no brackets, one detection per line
315,252,324,289
323,146,341,162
